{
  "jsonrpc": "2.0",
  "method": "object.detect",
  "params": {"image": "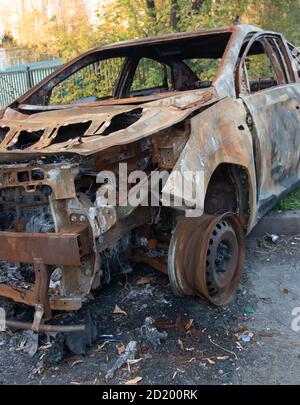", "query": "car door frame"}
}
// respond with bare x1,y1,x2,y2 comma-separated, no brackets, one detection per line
236,32,297,95
235,31,300,216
